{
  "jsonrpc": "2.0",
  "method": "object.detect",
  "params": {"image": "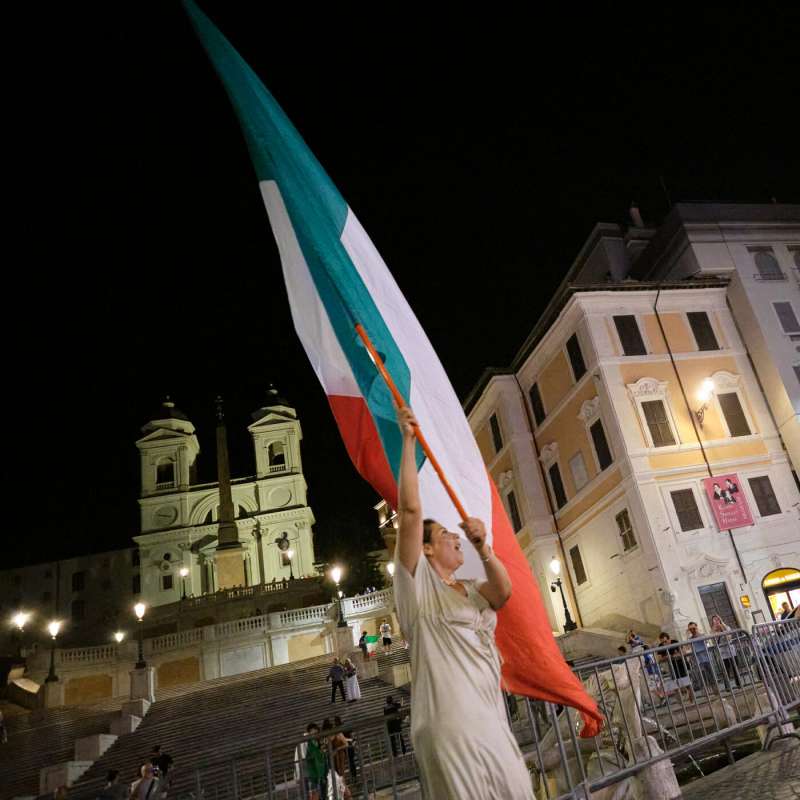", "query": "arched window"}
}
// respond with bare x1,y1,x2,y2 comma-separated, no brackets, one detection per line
754,250,783,280
268,442,286,466
156,458,176,488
